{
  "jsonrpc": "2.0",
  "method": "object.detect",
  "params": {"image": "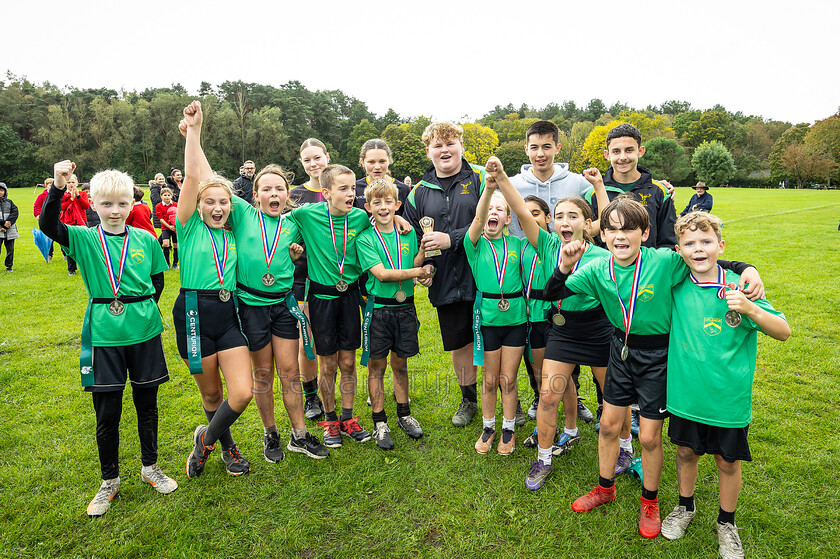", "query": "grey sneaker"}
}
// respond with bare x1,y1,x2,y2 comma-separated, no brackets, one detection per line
631,408,640,437
287,431,330,459
514,400,527,426
373,422,394,450
186,425,214,478
304,395,324,421
87,477,120,517
717,522,744,559
263,431,285,463
577,399,594,423
552,431,581,456
524,460,553,491
661,505,696,540
397,415,423,439
140,464,178,494
221,445,251,476
452,399,478,427
527,397,539,420
615,447,633,475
